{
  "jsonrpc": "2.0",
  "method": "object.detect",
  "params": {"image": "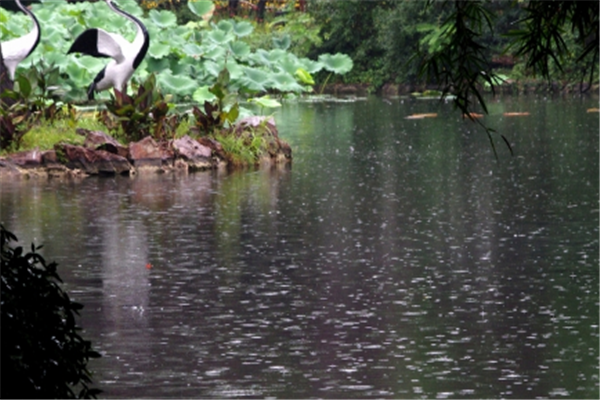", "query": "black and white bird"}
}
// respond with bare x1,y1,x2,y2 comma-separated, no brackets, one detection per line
1,0,41,80
67,0,150,100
